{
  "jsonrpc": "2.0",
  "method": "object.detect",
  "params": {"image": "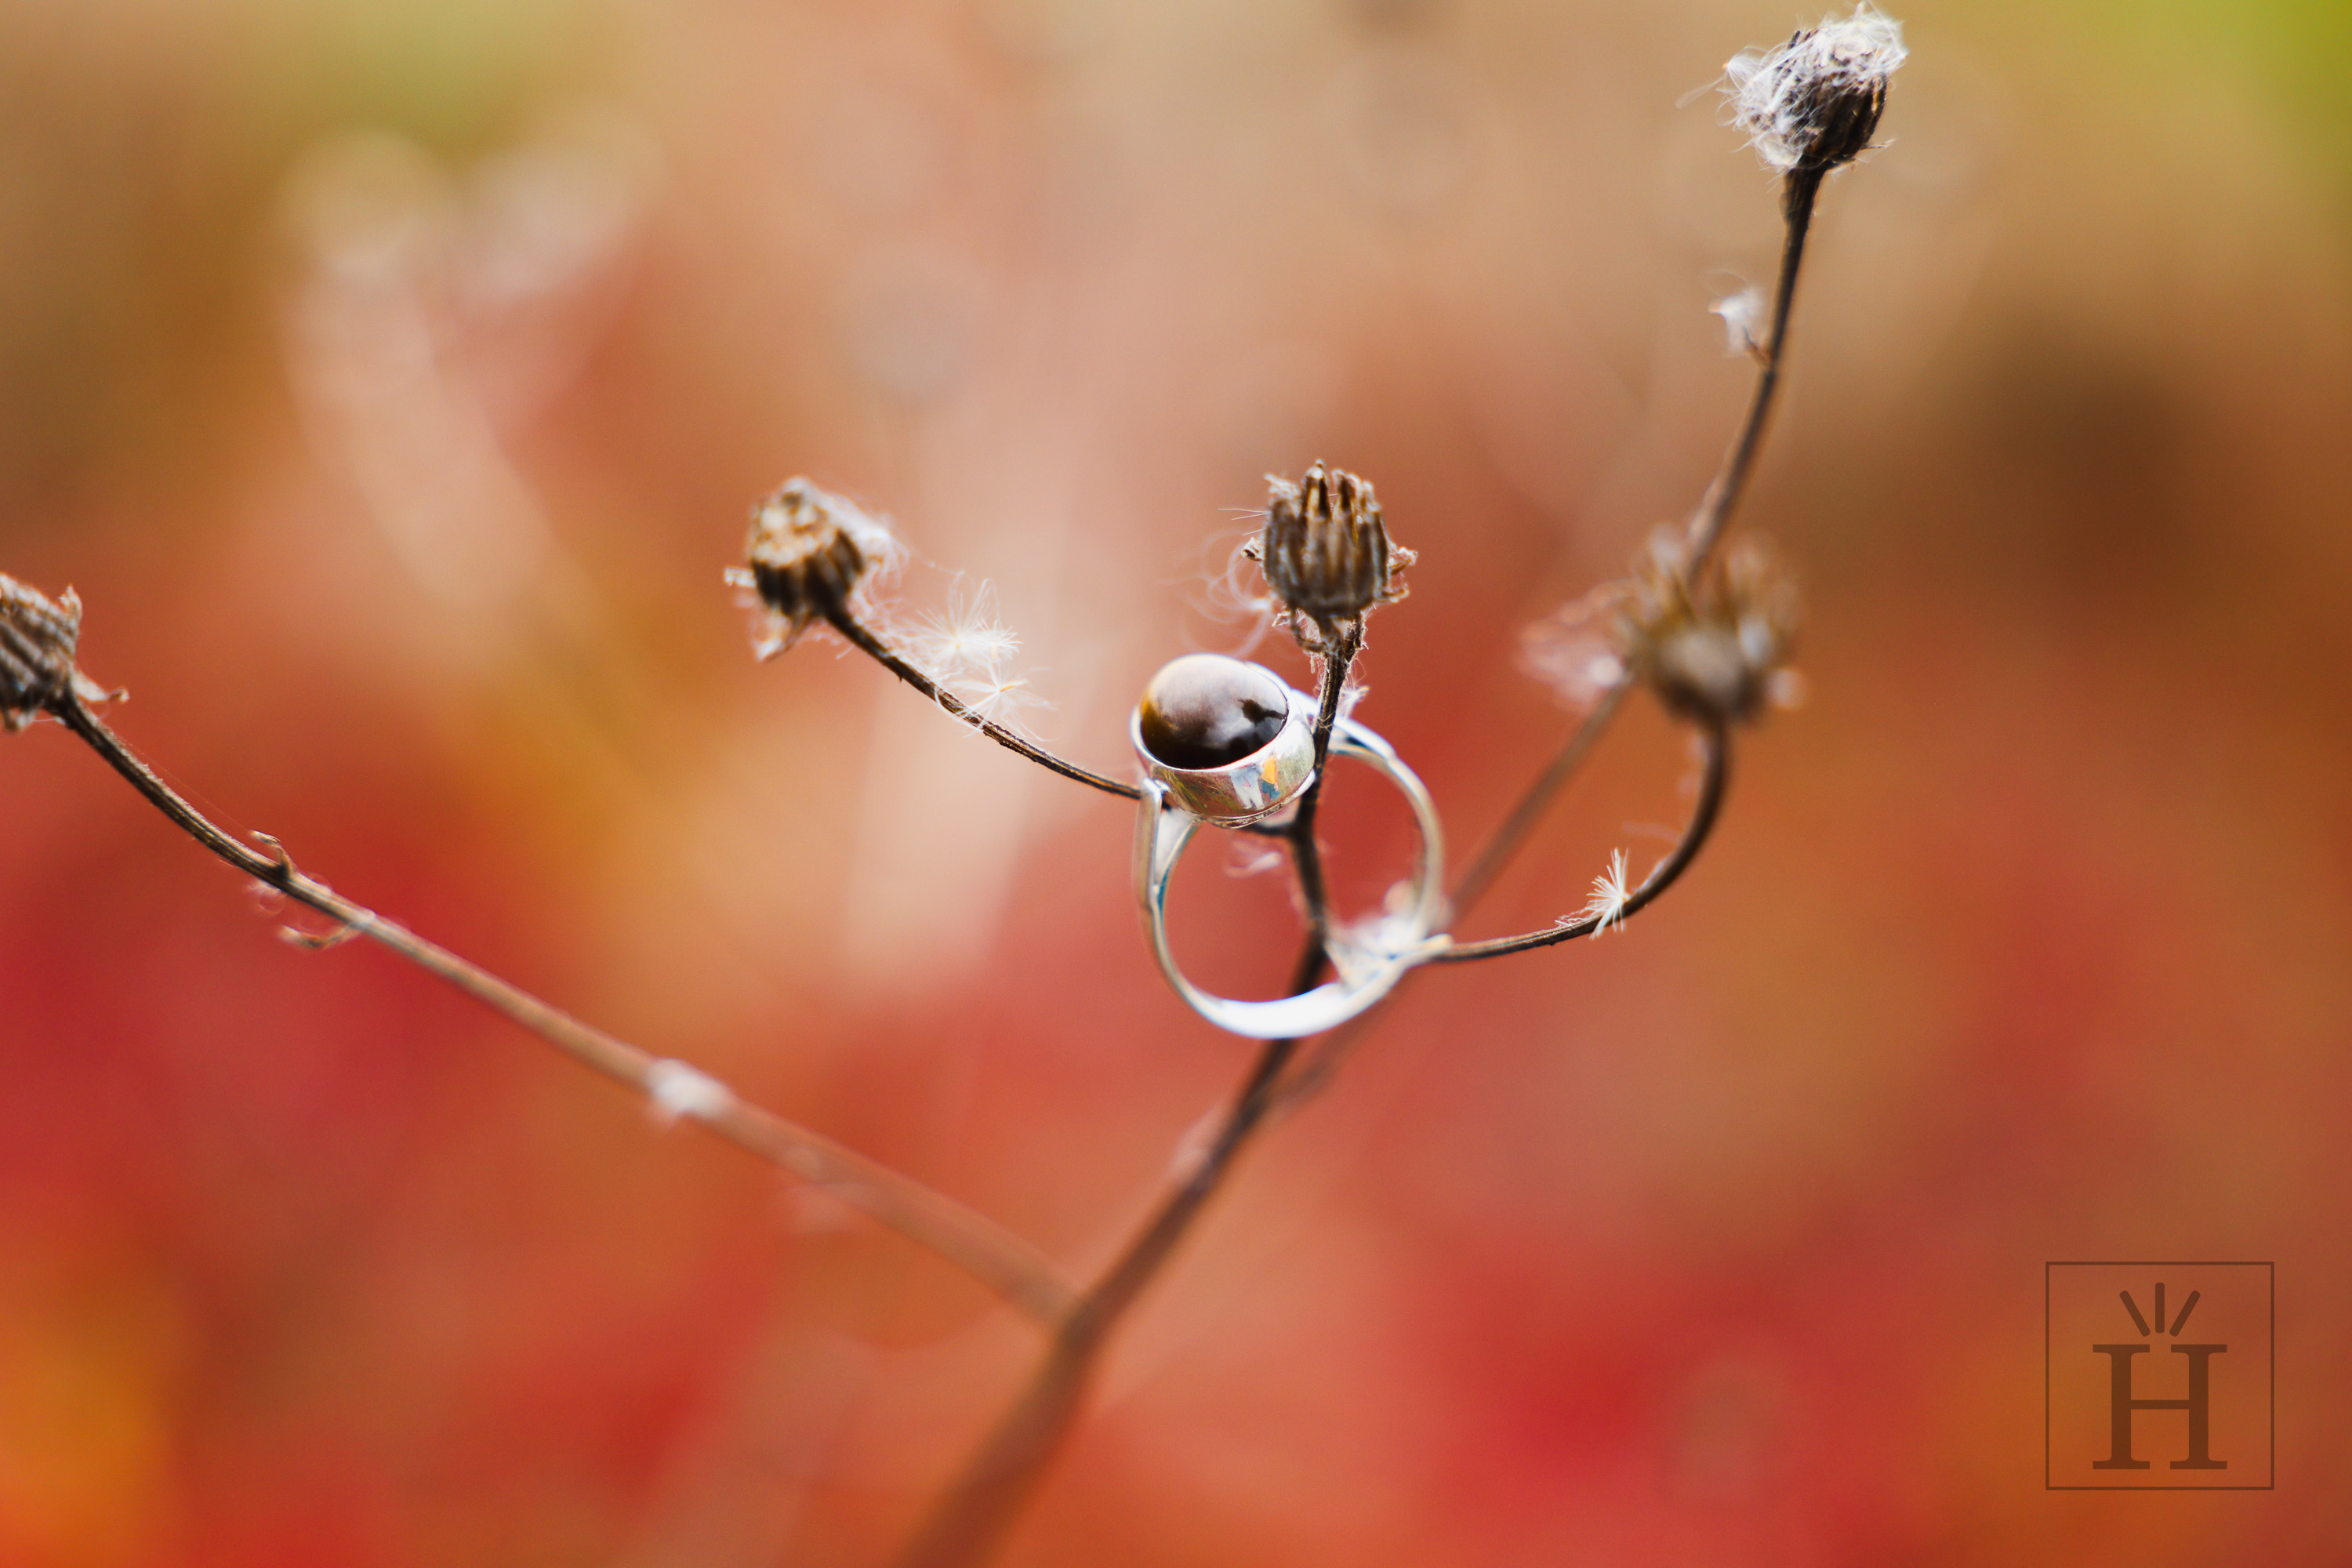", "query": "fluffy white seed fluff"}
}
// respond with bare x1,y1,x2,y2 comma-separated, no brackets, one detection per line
647,1058,736,1126
1581,848,1632,935
948,668,1052,730
1711,285,1766,356
894,575,1054,734
908,577,1022,684
1723,5,1907,174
